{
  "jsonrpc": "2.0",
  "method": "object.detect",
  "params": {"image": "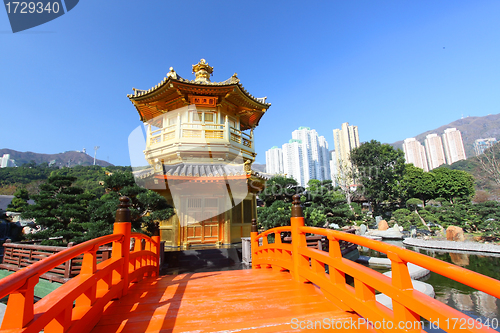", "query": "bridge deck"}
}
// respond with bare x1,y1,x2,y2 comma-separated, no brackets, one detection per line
91,269,373,333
